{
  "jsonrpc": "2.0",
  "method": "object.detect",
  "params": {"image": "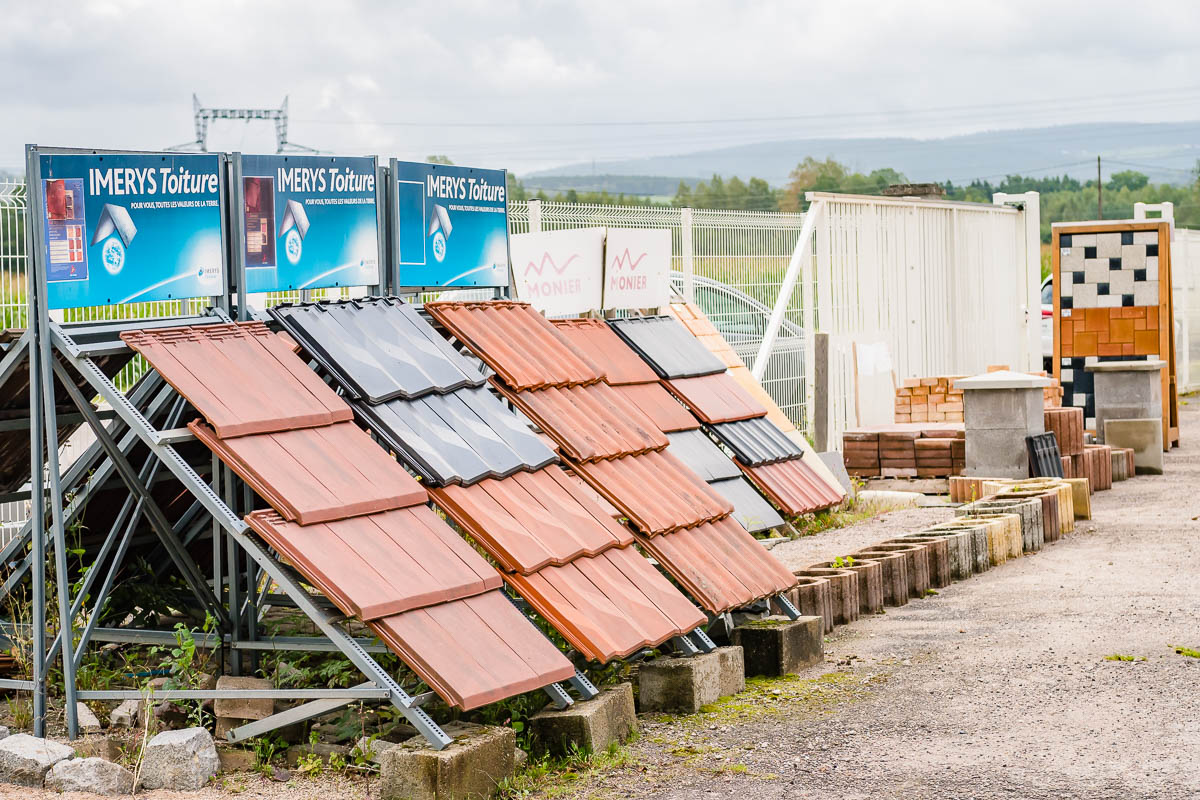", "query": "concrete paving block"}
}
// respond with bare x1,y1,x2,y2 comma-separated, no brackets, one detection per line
787,576,834,633
637,650,724,714
959,497,1044,553
213,676,274,722
1065,478,1092,518
925,519,994,572
812,559,883,615
380,722,515,800
731,616,823,677
109,698,142,729
795,568,860,624
851,550,910,606
217,746,257,773
1104,418,1164,474
529,683,636,756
